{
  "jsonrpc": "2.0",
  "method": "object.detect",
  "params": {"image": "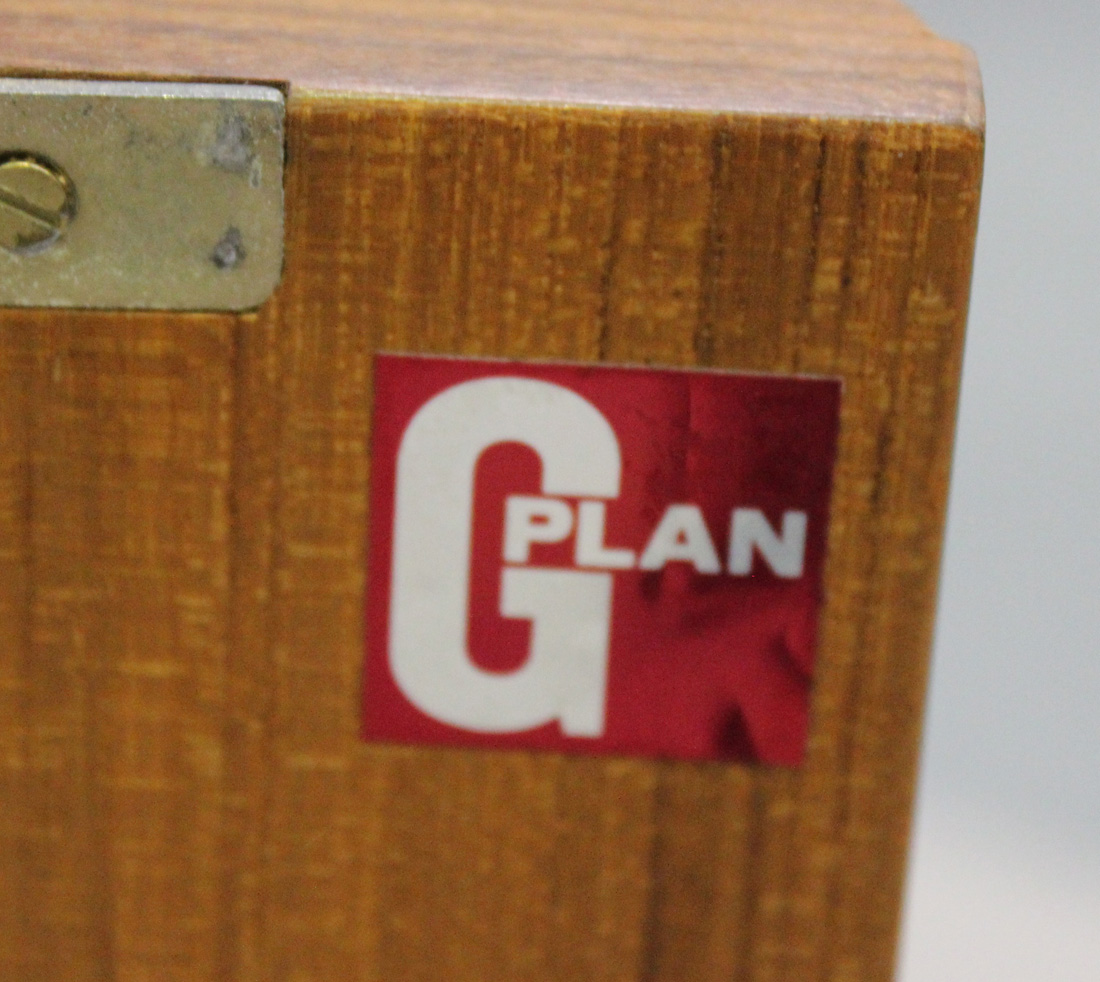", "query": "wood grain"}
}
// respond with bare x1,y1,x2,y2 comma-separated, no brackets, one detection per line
0,3,983,981
0,0,981,122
